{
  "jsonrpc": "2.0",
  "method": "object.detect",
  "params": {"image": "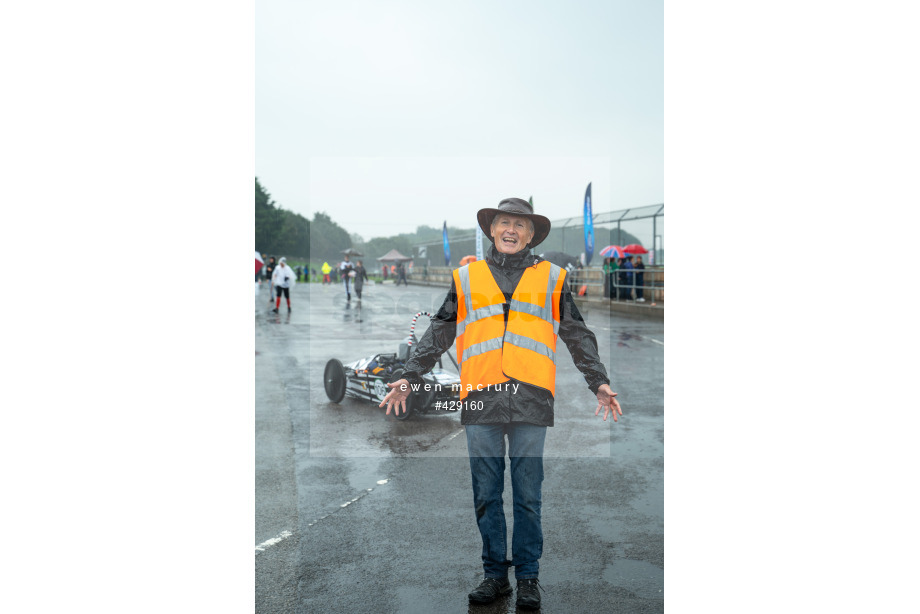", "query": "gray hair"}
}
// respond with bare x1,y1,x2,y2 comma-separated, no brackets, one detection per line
491,213,535,234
